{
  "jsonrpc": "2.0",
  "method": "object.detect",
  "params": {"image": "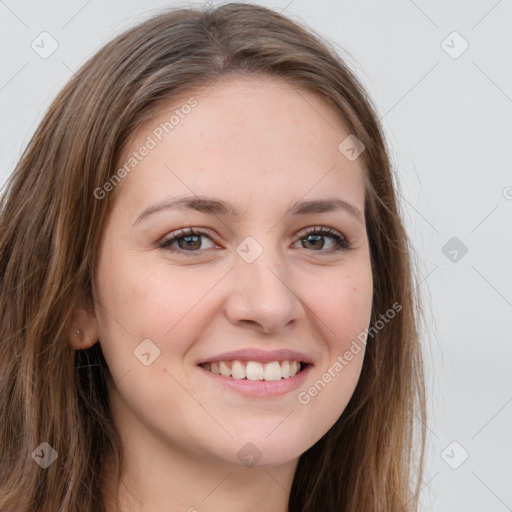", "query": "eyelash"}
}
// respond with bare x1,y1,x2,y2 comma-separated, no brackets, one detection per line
158,226,352,255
